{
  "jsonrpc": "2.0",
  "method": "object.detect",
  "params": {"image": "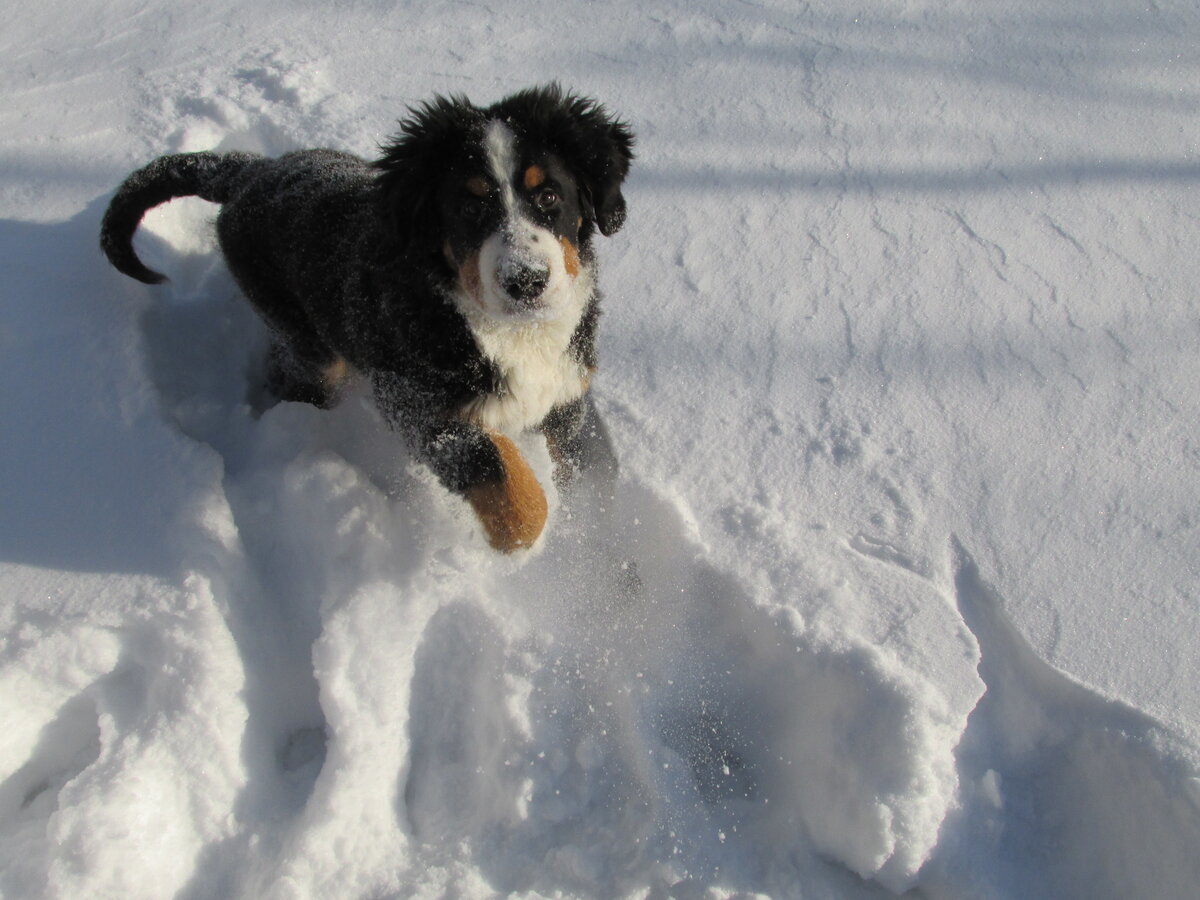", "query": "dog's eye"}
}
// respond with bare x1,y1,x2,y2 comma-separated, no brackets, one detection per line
534,188,560,211
460,198,485,221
